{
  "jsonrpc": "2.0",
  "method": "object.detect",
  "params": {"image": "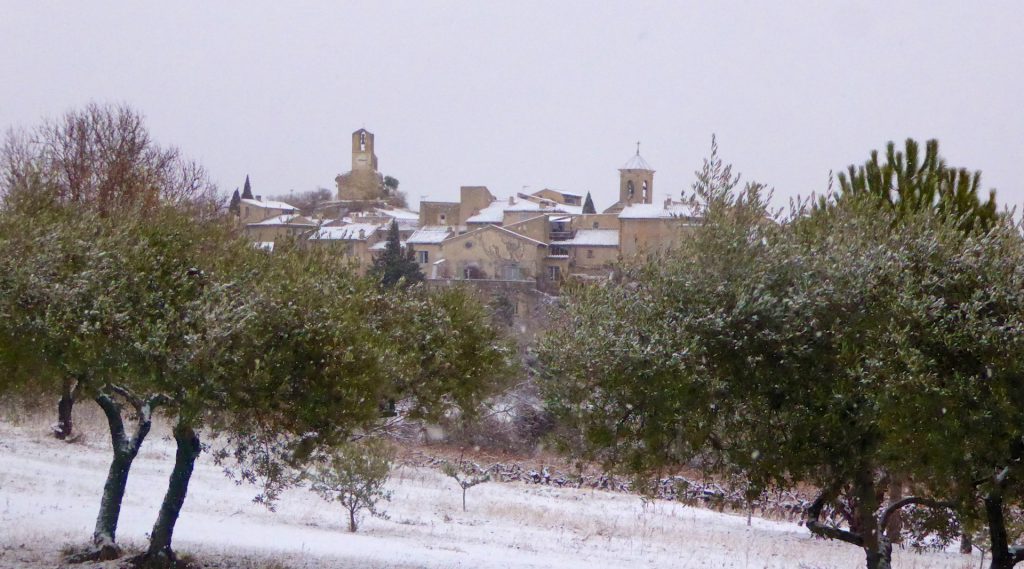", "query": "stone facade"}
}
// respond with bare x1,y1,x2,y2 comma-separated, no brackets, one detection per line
604,149,655,214
244,214,316,244
336,129,386,201
419,201,462,227
433,225,546,283
459,186,496,225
